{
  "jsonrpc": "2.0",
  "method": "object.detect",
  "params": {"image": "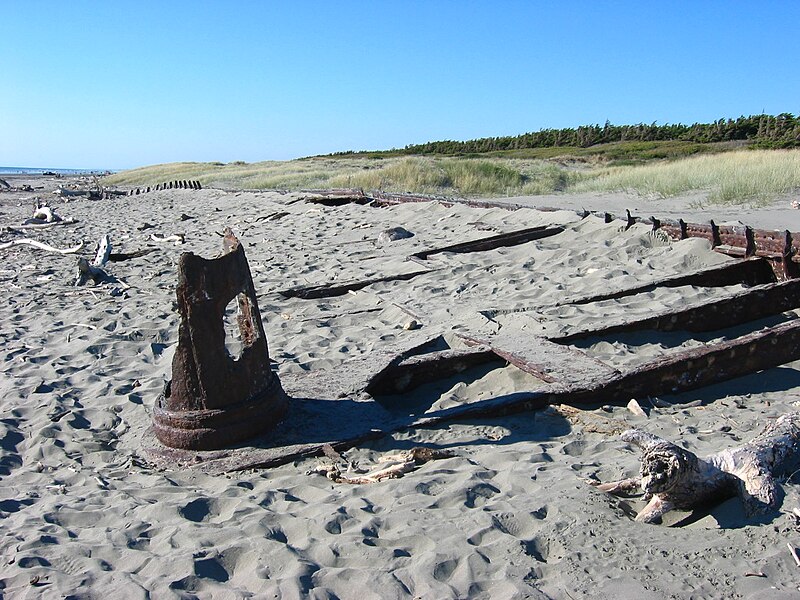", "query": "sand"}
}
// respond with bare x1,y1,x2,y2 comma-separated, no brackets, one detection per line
2,176,800,598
